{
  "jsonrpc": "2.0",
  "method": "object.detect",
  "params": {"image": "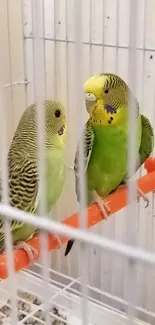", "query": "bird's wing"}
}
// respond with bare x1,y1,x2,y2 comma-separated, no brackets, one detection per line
74,121,95,202
138,114,154,166
116,114,154,188
0,154,39,246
